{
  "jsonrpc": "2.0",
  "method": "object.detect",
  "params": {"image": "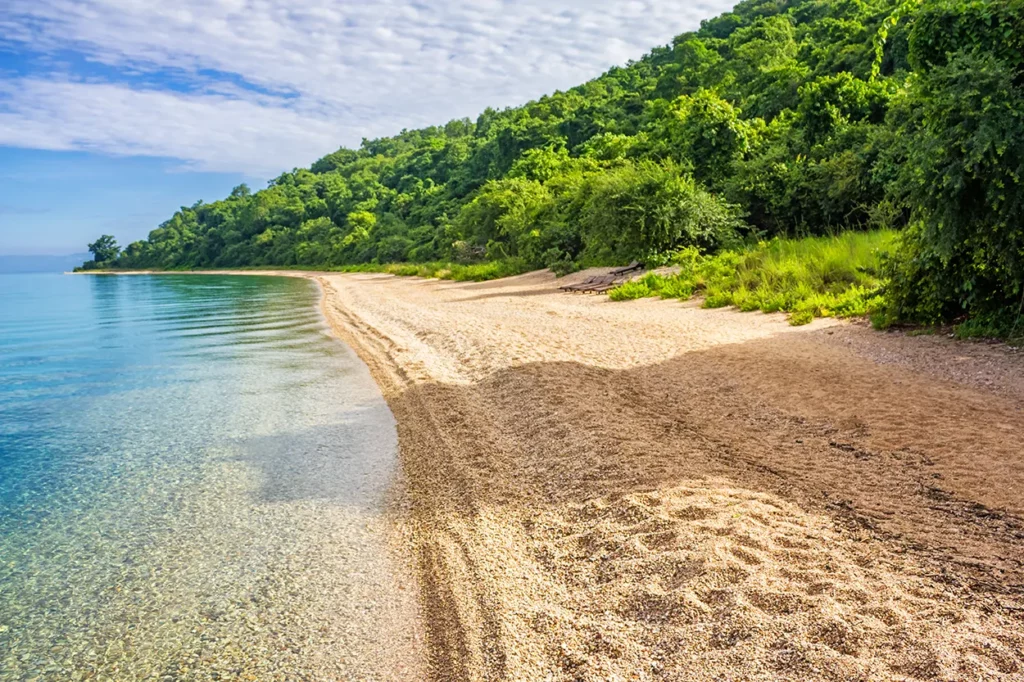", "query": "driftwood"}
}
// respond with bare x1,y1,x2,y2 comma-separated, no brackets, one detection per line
559,262,644,294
